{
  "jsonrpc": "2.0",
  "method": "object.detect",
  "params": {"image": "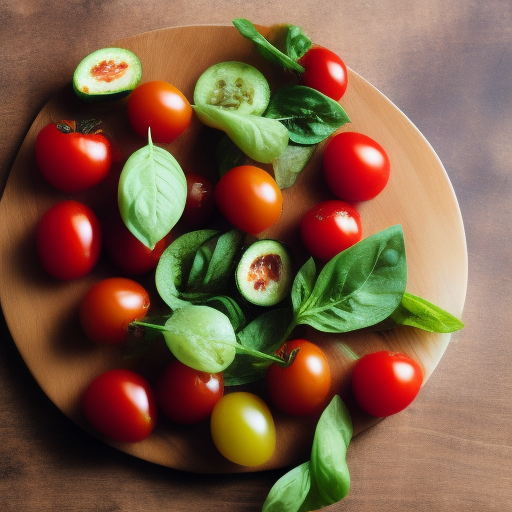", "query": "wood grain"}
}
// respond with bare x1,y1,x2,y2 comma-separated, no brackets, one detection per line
0,1,510,511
